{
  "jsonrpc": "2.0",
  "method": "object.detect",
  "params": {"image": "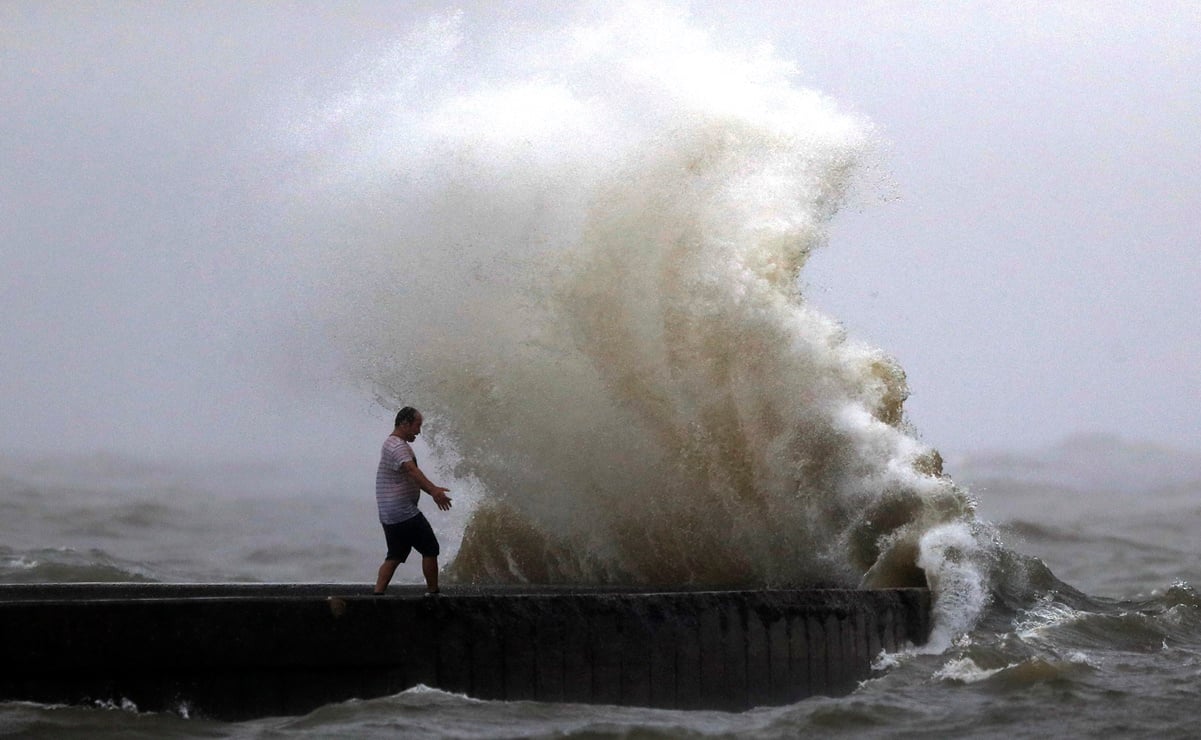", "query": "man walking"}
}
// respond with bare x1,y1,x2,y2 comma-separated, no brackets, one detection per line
374,406,452,595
